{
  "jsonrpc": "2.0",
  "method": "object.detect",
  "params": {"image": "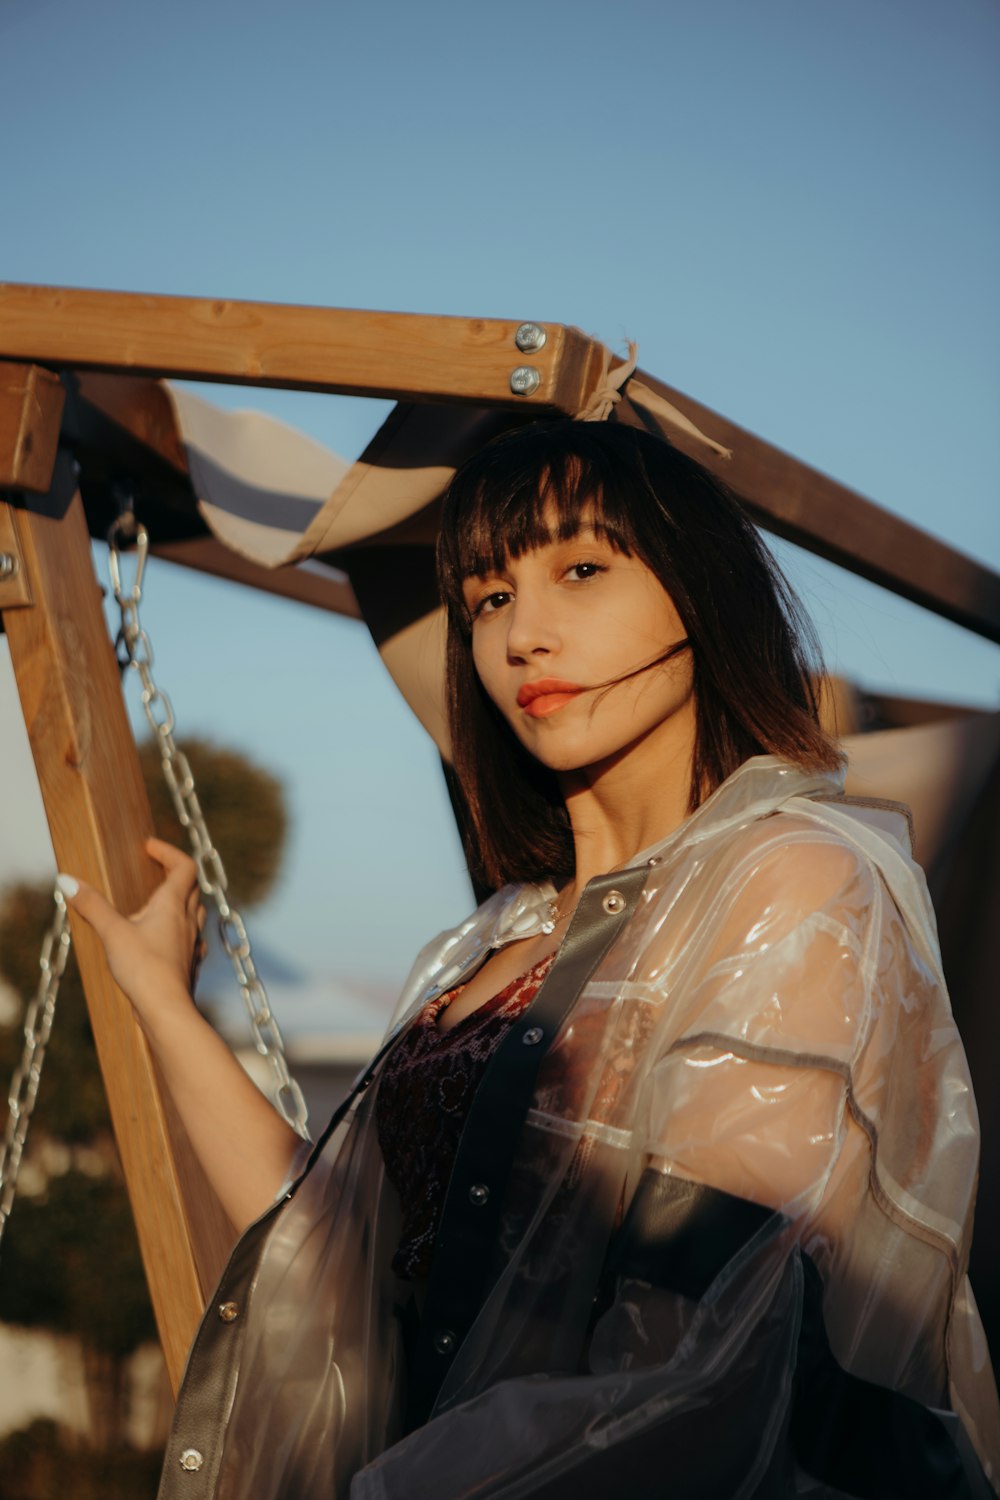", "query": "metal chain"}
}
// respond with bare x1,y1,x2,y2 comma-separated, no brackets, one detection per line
0,886,72,1255
107,505,310,1139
